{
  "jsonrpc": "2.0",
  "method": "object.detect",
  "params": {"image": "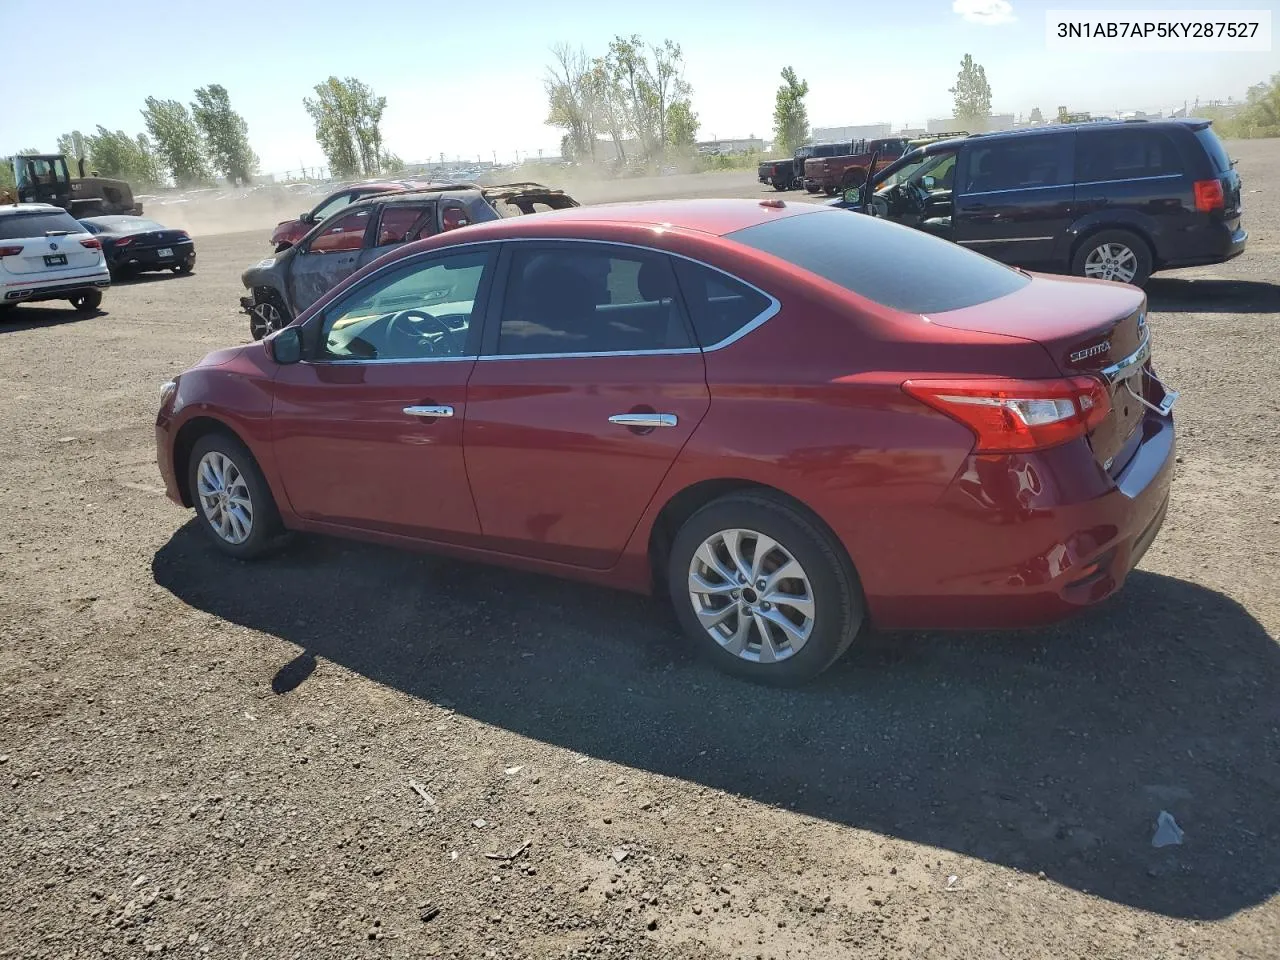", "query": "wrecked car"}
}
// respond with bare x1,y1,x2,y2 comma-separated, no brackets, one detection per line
242,183,579,339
